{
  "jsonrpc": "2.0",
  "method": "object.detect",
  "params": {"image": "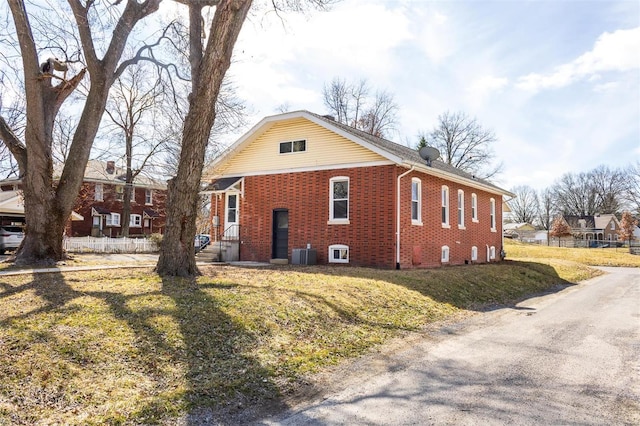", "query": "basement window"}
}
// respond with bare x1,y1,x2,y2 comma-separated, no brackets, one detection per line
441,245,450,263
279,139,306,154
329,244,349,264
490,246,496,260
471,246,478,261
